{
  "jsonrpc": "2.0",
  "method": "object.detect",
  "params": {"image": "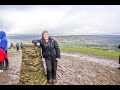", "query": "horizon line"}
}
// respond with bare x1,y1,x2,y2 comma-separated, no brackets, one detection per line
7,34,120,36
